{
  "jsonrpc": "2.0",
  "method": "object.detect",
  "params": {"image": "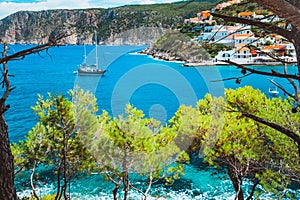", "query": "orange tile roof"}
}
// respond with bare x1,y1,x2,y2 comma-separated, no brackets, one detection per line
201,11,211,19
239,12,254,17
234,33,254,39
236,46,250,51
263,45,280,50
